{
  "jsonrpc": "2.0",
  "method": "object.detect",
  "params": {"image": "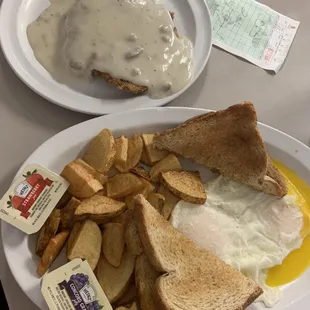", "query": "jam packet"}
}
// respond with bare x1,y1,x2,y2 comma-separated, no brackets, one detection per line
0,164,69,234
41,258,112,310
